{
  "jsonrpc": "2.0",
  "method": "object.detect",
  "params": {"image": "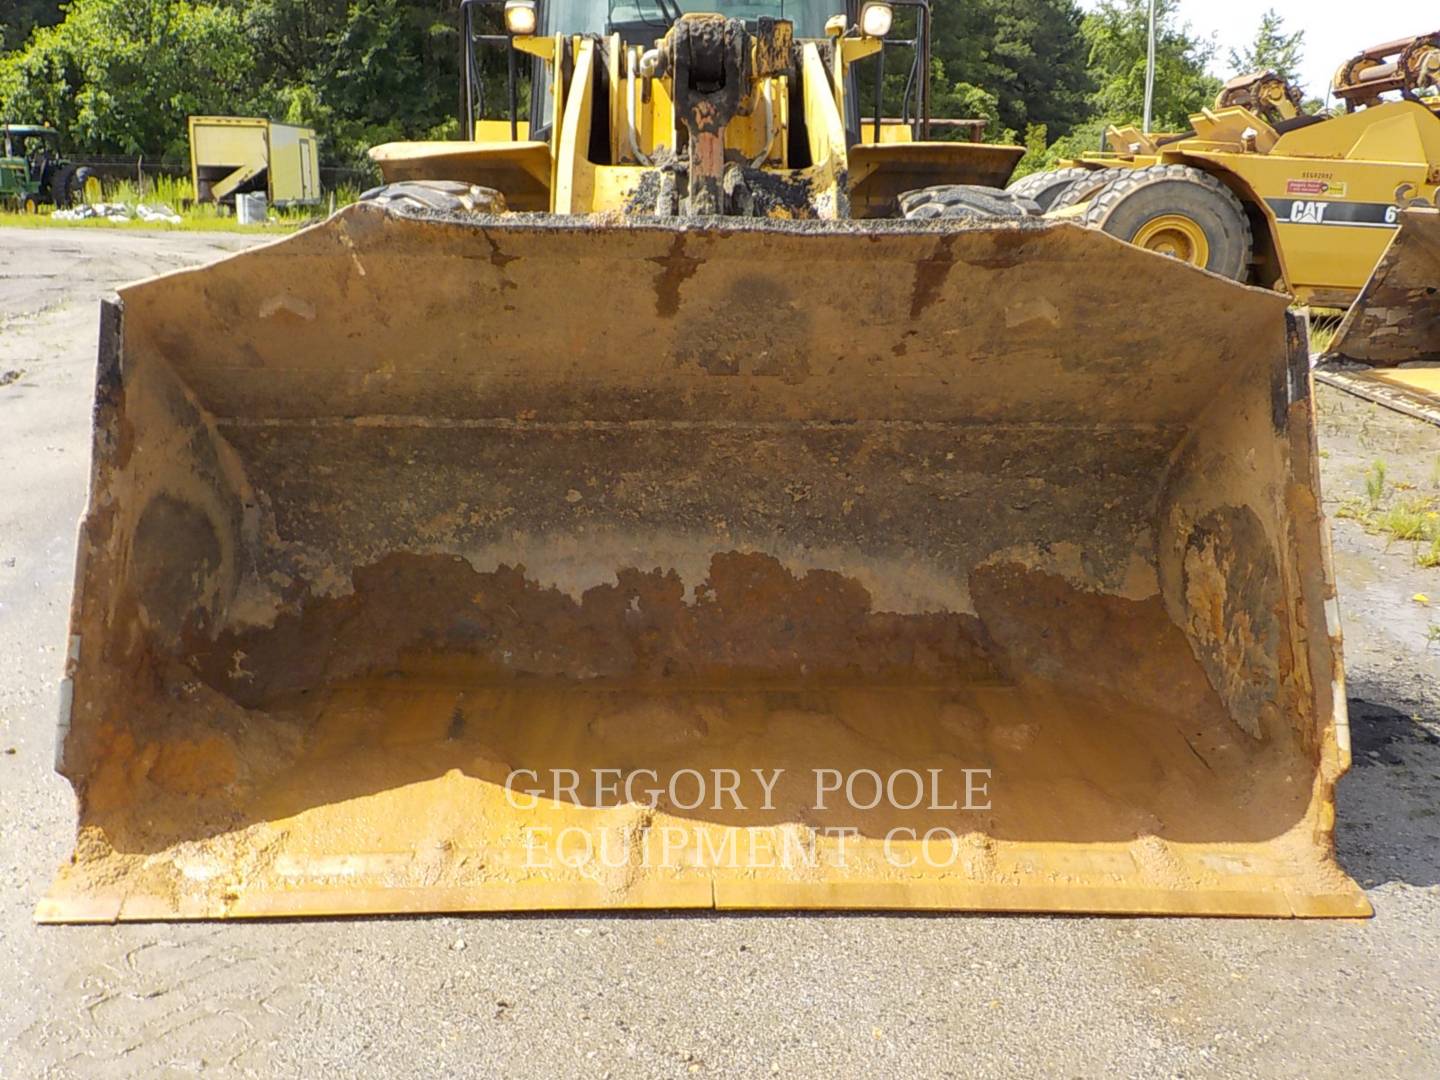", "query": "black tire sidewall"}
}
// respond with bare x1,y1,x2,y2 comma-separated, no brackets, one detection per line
900,184,1033,221
70,166,98,205
1094,179,1249,280
1049,168,1128,211
1008,167,1097,212
51,164,77,208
